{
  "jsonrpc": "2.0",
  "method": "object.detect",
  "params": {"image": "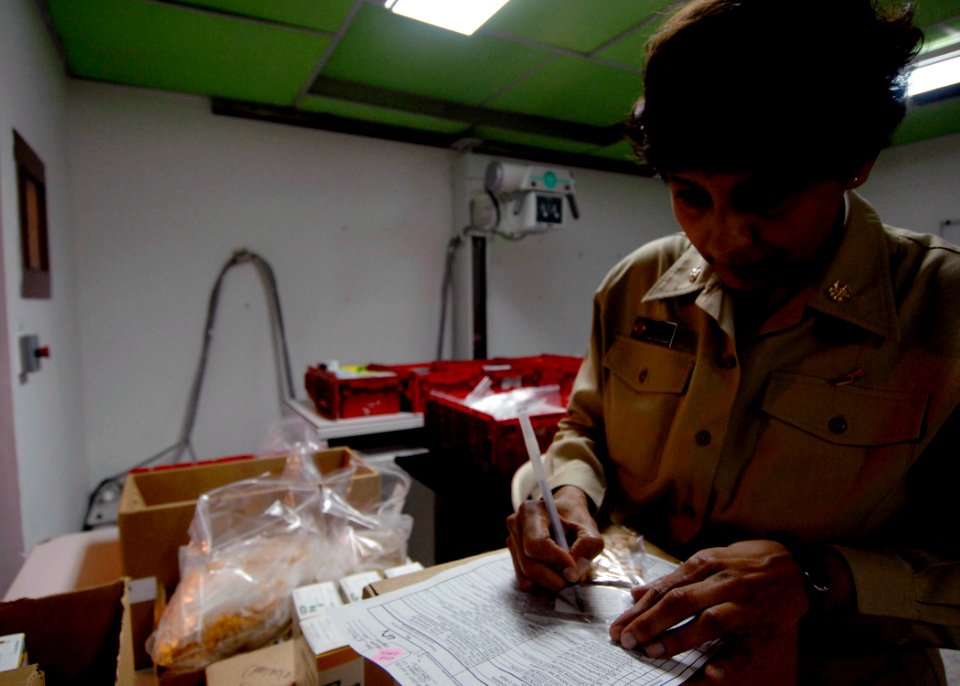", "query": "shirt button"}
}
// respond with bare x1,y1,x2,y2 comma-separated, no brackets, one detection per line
682,503,696,517
828,416,849,434
695,430,712,446
638,369,648,383
718,355,737,369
